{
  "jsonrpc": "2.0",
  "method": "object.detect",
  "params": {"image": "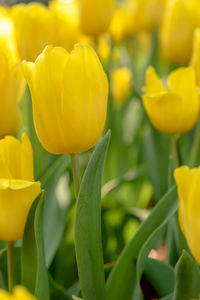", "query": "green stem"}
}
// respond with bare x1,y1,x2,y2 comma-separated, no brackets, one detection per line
190,120,200,167
70,154,81,199
170,134,180,168
7,242,16,292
